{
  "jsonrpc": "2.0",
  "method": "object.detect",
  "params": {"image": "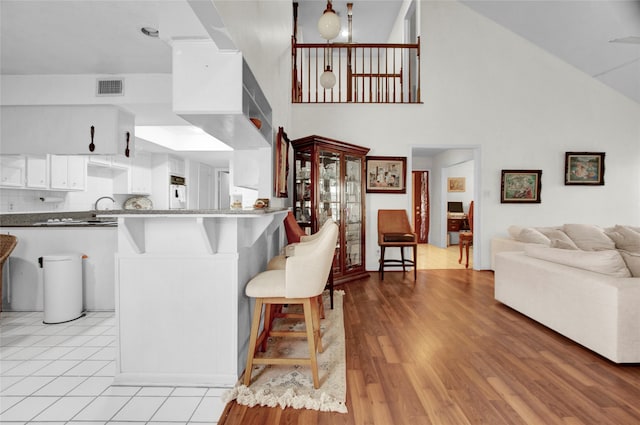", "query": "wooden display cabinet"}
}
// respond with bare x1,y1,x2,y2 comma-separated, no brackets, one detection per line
291,135,370,285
